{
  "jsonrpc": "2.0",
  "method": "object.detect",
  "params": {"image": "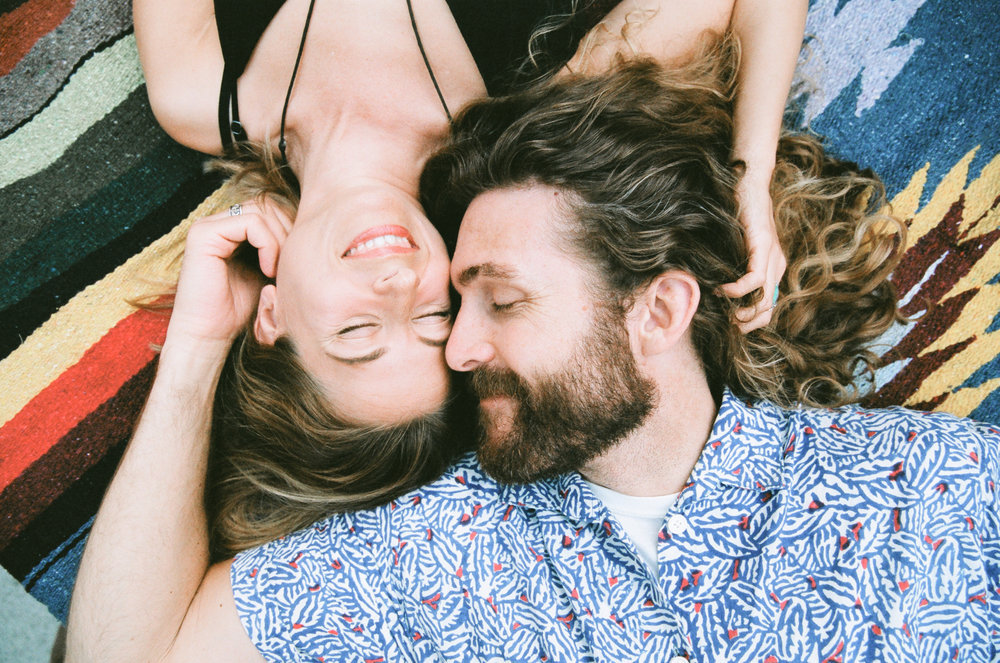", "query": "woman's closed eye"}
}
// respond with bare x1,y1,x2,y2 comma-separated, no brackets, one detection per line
336,322,379,339
415,309,452,324
336,310,449,339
